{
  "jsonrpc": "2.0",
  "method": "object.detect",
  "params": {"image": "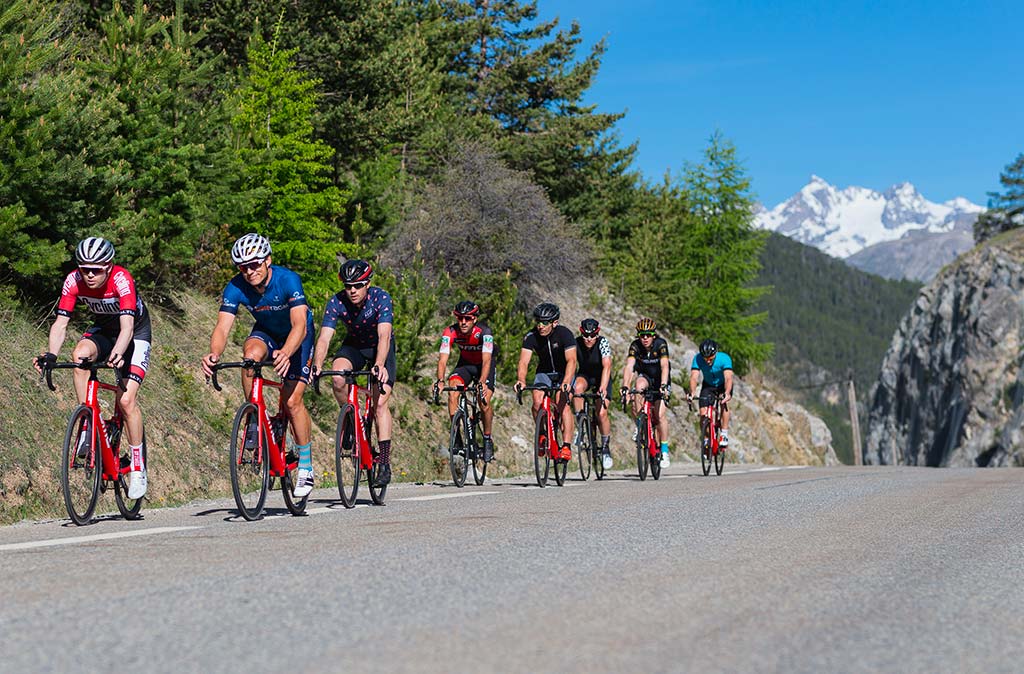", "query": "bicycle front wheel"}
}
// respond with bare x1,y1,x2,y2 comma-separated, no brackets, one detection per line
449,409,469,487
114,425,145,520
714,431,725,476
576,411,591,481
533,410,550,487
335,405,361,508
366,415,388,506
701,420,712,476
61,405,101,526
650,439,662,480
281,424,309,516
230,403,268,521
635,414,649,481
470,418,487,486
